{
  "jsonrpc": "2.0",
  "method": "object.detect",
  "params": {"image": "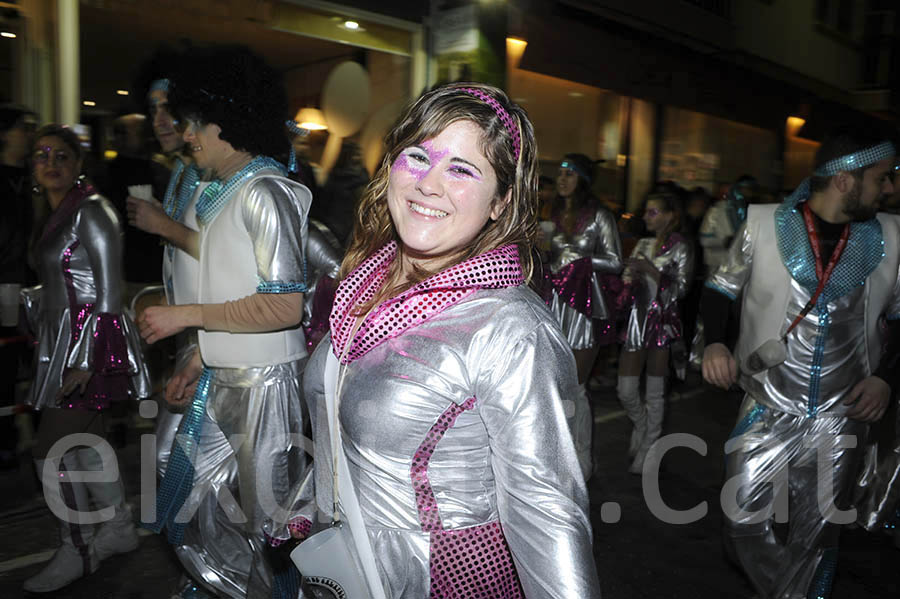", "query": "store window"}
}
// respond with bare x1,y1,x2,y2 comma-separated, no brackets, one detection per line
659,106,778,196
507,67,625,209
